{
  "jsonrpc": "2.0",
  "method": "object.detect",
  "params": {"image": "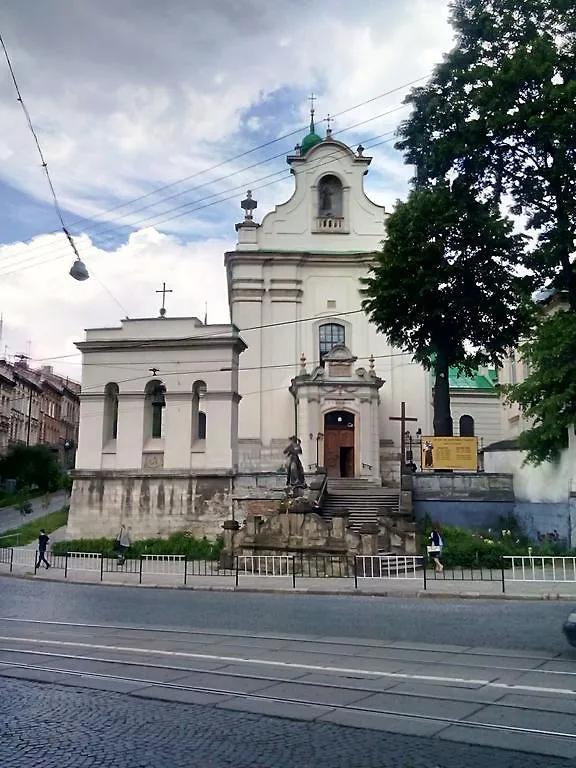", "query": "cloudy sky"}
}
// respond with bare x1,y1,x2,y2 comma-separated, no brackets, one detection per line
0,0,453,379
